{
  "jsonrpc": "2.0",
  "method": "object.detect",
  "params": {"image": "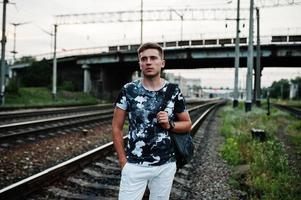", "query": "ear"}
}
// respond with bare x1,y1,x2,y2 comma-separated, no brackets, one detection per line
161,59,166,69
